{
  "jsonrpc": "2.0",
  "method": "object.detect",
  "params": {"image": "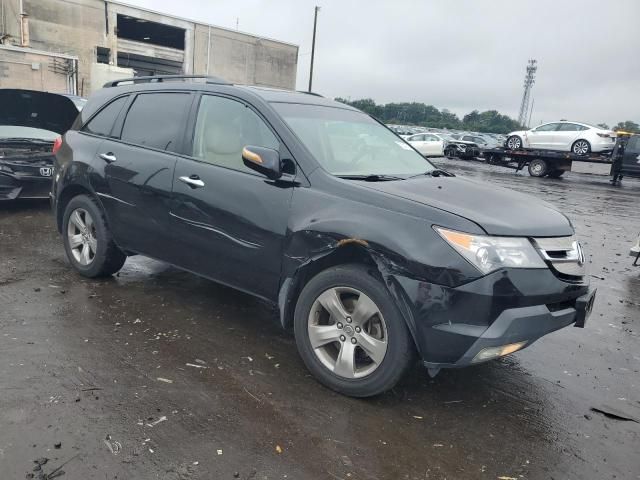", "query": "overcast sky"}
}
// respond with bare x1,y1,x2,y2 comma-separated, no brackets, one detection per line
124,0,639,127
